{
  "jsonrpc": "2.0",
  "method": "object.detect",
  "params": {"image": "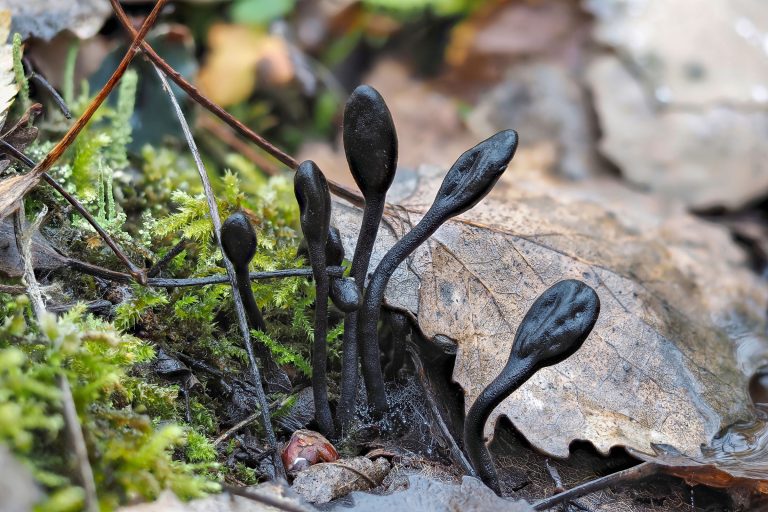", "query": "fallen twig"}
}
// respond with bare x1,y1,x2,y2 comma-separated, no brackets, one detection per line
58,375,99,512
406,344,476,477
532,462,658,511
0,0,167,222
0,139,147,283
213,396,288,447
13,203,46,318
108,0,365,207
151,62,286,479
